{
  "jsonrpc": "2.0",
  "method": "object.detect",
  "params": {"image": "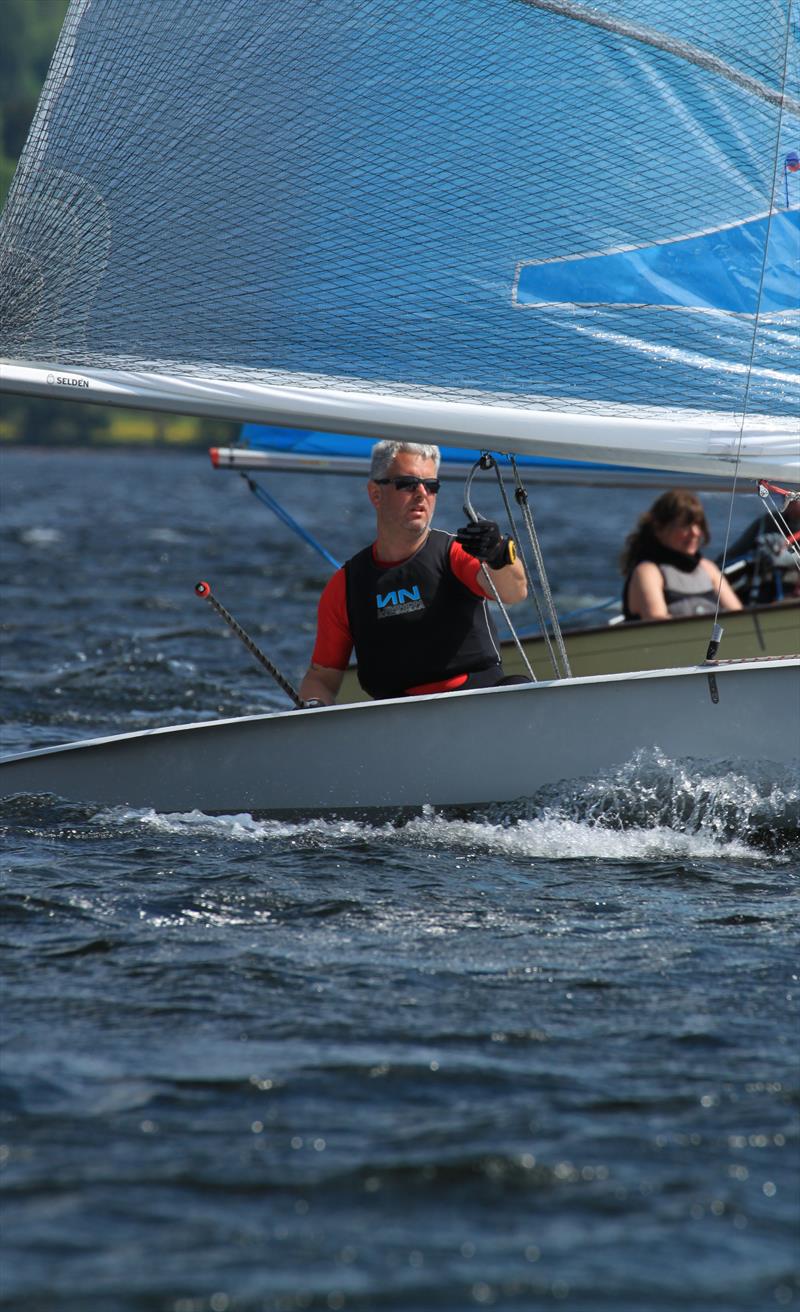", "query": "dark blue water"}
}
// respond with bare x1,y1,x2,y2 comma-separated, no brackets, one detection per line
1,446,798,1312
